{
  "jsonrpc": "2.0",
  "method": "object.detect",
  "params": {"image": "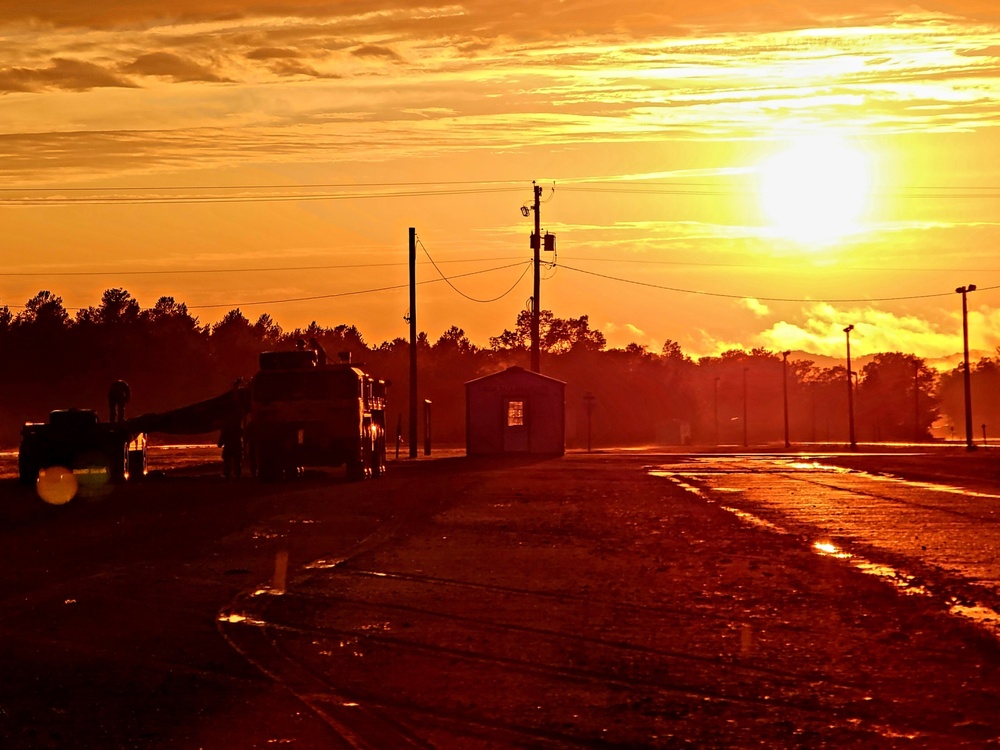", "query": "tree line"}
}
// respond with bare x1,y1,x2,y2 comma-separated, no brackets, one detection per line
0,289,992,448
